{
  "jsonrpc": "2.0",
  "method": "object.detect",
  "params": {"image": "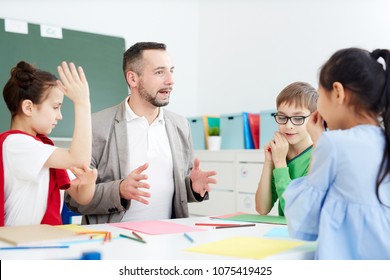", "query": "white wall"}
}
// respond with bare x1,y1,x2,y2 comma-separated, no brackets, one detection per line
198,0,390,116
1,0,390,118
